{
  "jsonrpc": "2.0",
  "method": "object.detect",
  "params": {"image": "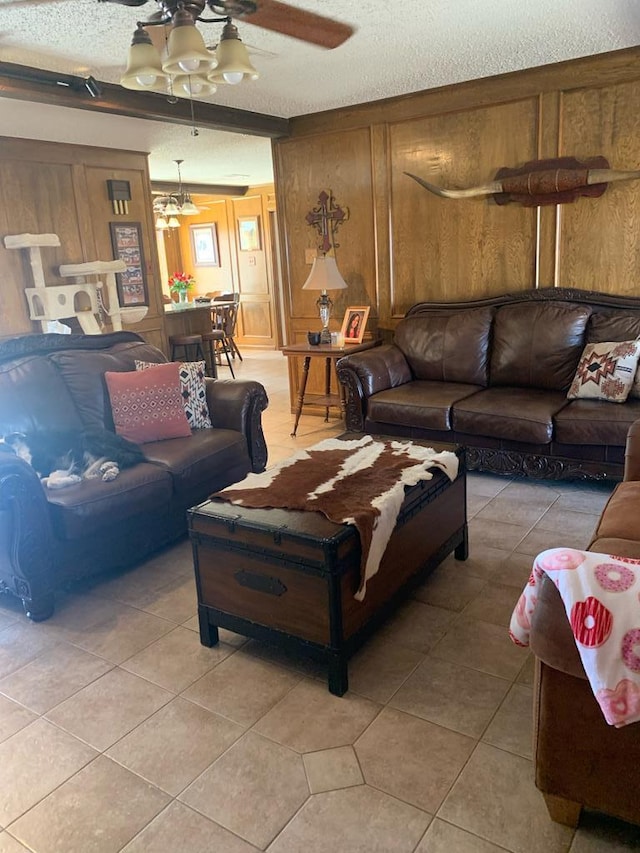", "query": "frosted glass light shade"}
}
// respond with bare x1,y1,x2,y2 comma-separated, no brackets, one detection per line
167,216,181,228
180,195,200,215
302,255,348,291
155,215,169,230
172,74,217,98
163,198,181,215
162,21,217,76
211,22,259,84
121,35,167,91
